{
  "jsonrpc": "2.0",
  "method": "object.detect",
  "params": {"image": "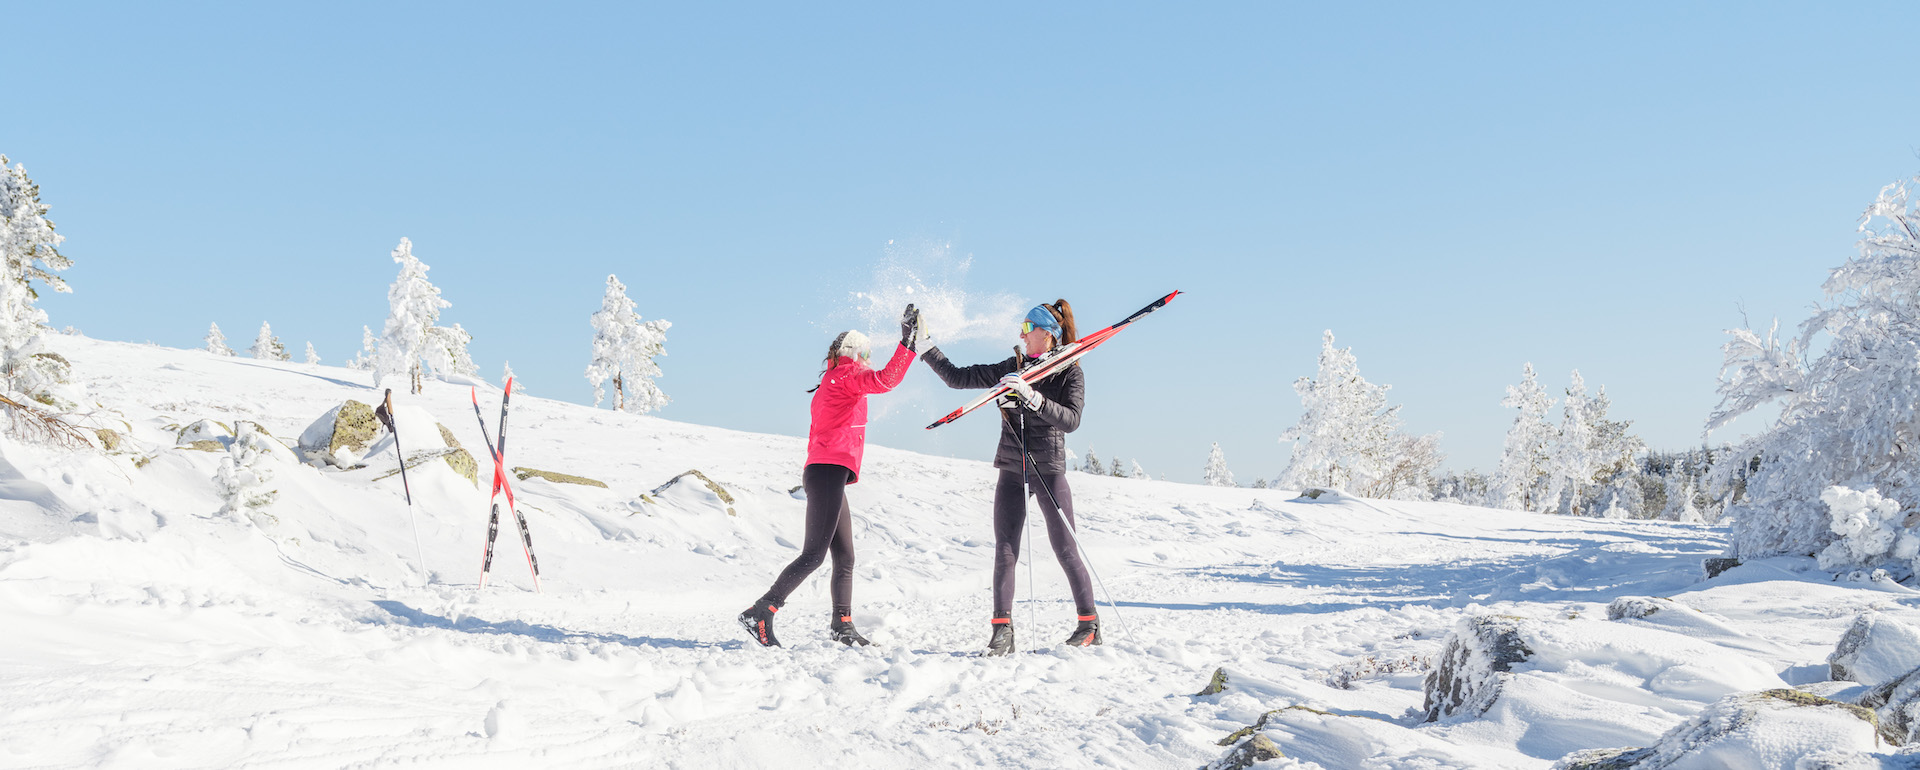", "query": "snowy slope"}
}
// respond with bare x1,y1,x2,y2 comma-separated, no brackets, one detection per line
1,336,1915,769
